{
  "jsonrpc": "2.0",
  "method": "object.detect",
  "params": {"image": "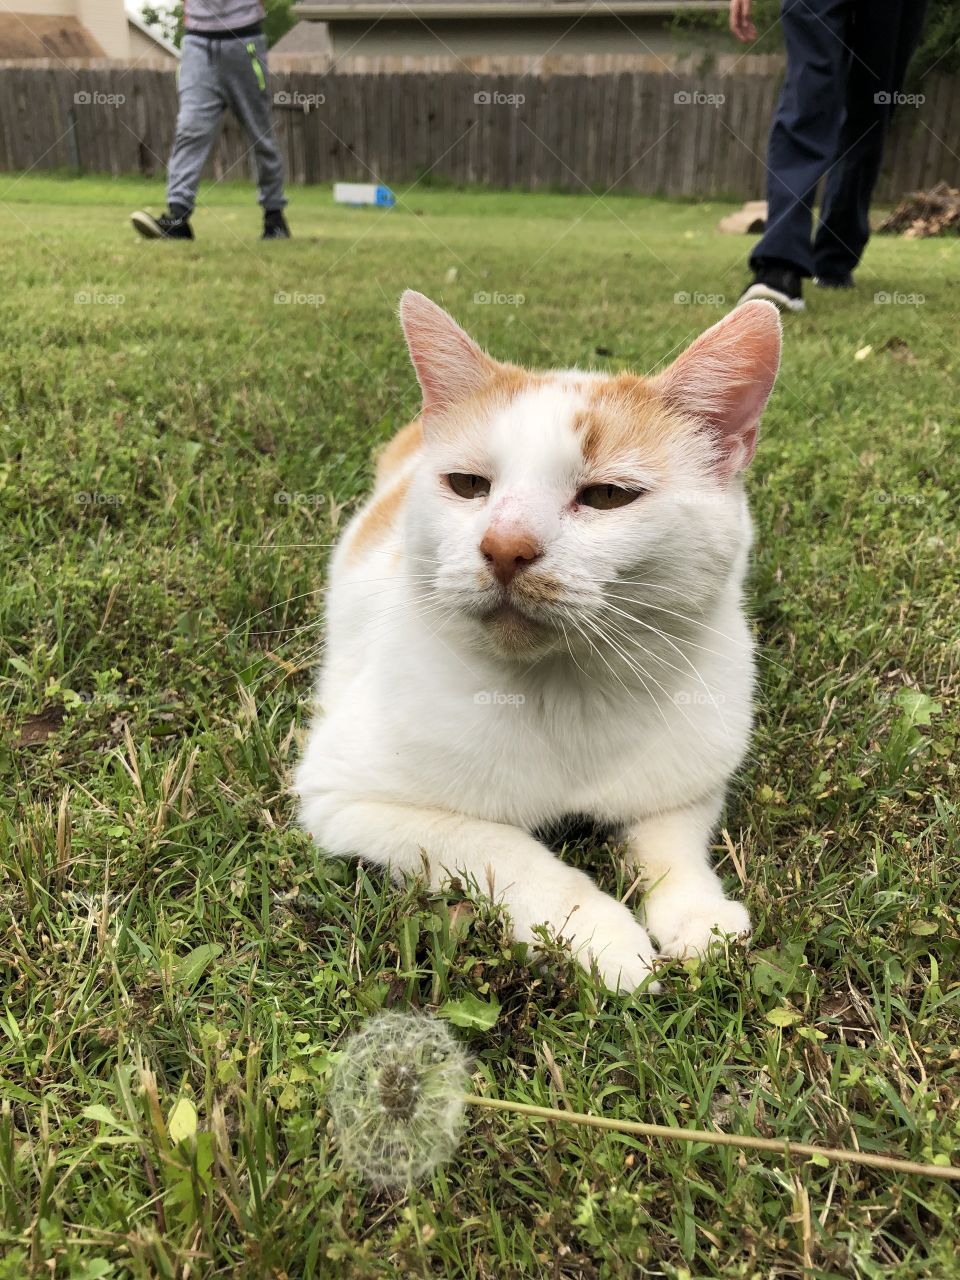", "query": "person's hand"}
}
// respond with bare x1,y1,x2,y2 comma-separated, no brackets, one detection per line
729,0,758,42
